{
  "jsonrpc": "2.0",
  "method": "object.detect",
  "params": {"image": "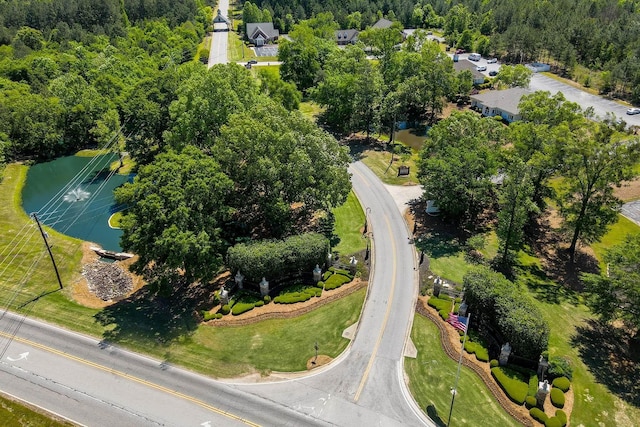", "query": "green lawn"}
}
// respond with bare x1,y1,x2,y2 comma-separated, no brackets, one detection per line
406,315,520,427
332,190,366,255
227,31,256,62
299,101,323,120
117,288,366,377
360,146,420,185
0,393,72,427
590,214,640,264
